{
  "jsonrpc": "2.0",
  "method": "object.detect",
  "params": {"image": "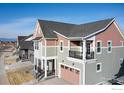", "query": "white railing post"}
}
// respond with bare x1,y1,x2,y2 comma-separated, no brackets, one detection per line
83,40,86,60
